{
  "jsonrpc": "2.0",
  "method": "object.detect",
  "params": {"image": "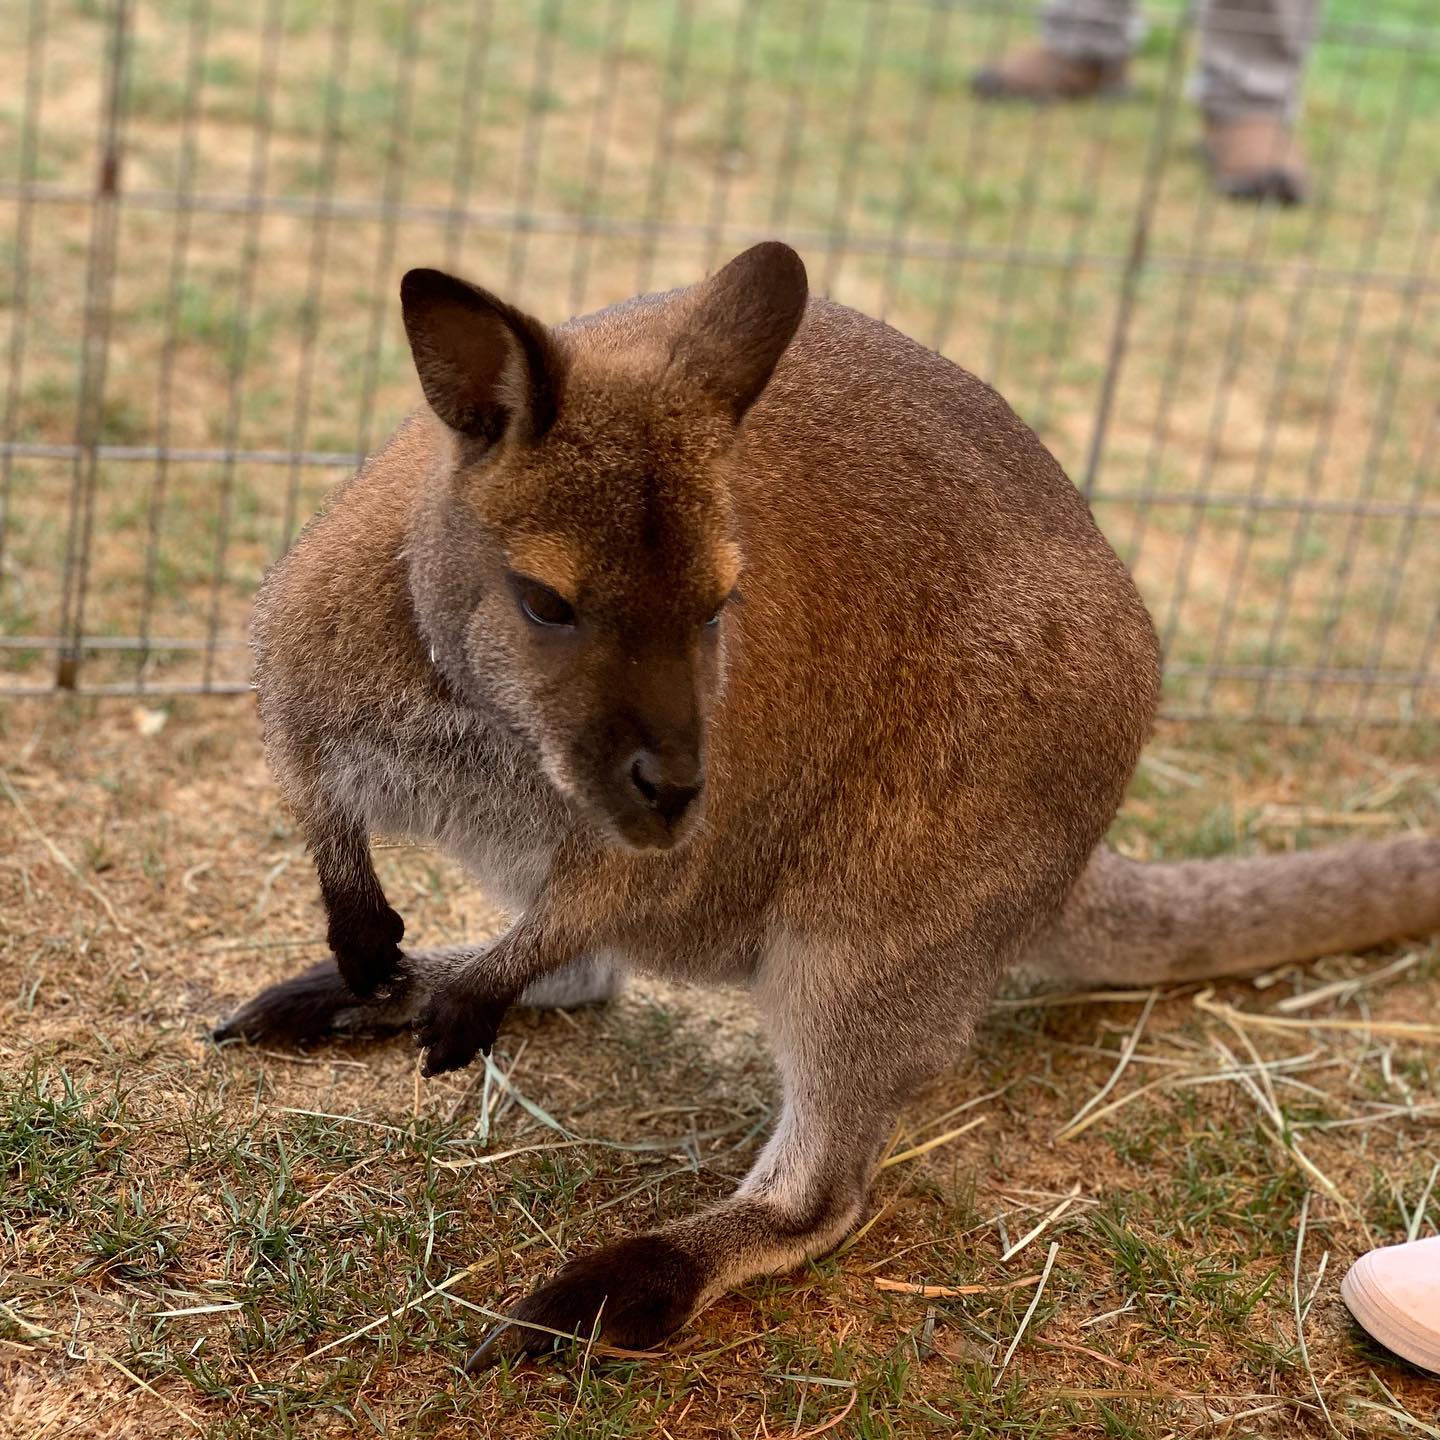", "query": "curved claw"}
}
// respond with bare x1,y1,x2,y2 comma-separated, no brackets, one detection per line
463,1324,509,1375
463,1320,539,1375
